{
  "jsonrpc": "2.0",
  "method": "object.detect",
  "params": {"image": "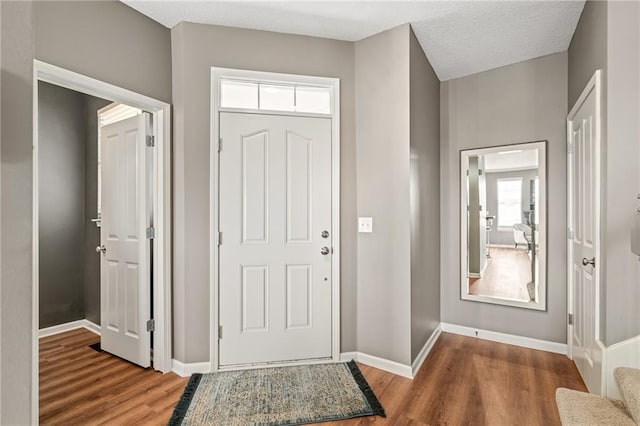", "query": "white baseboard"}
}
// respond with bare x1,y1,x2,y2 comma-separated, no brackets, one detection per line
340,351,413,379
39,319,101,338
604,334,640,399
172,359,210,377
412,325,442,377
441,322,567,355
